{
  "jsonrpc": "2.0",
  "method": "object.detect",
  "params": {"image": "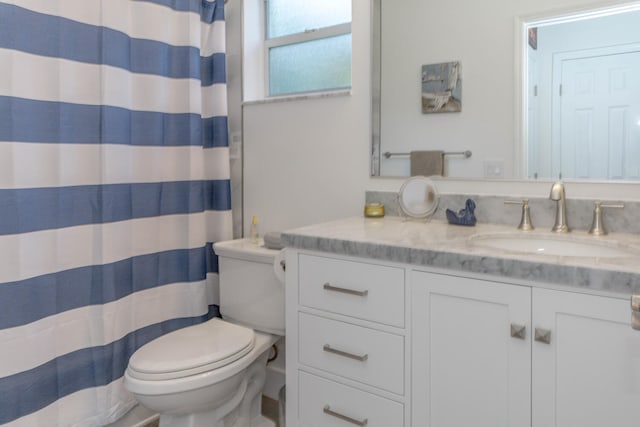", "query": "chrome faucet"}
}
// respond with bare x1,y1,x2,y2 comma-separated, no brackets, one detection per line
549,180,569,233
